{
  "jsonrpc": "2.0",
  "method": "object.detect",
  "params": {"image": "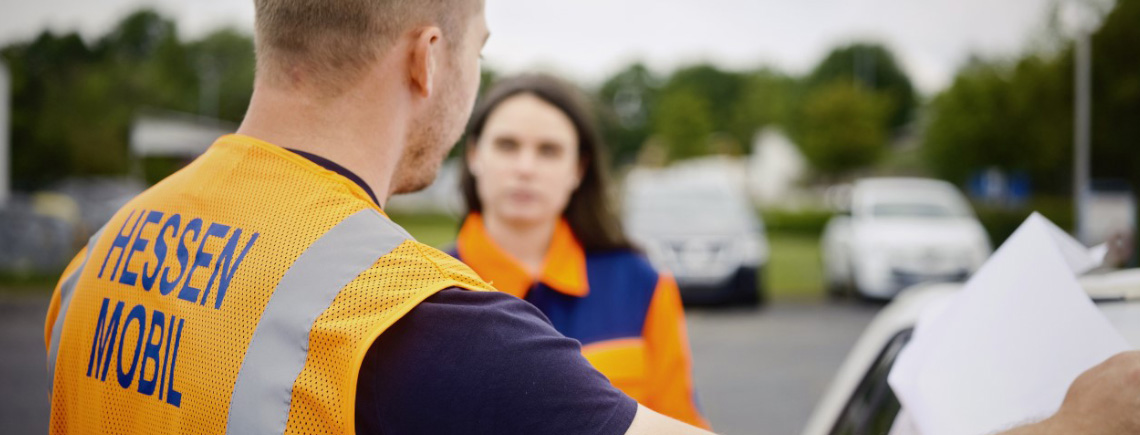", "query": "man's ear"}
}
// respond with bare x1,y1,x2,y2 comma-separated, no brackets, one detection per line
410,26,444,98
